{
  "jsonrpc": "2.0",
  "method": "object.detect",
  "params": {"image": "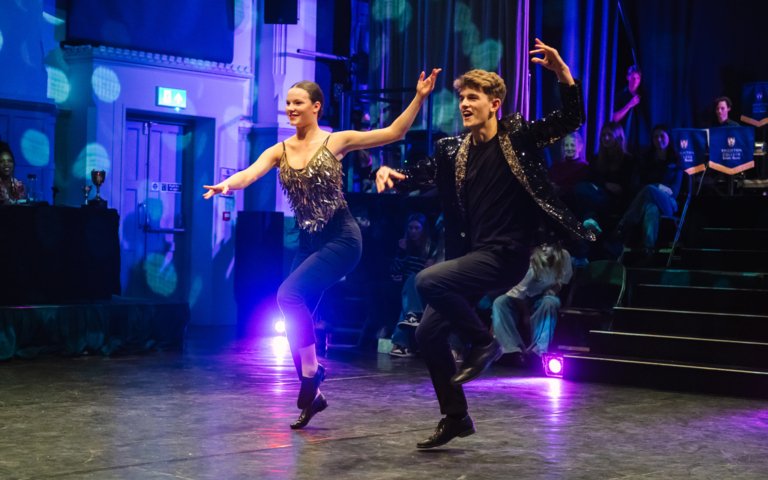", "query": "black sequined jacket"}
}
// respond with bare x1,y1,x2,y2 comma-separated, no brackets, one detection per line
403,82,596,259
